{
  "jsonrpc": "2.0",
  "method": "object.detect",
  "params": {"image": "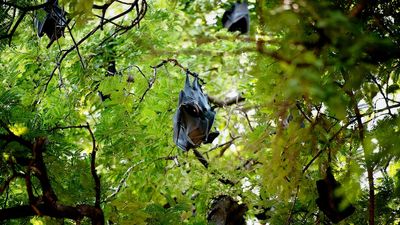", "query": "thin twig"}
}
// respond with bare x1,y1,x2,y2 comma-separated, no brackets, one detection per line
285,185,300,225
295,102,312,123
242,111,254,131
66,23,85,68
369,74,392,116
103,160,145,202
133,66,156,110
302,117,357,173
0,173,23,194
151,58,205,83
206,136,240,154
